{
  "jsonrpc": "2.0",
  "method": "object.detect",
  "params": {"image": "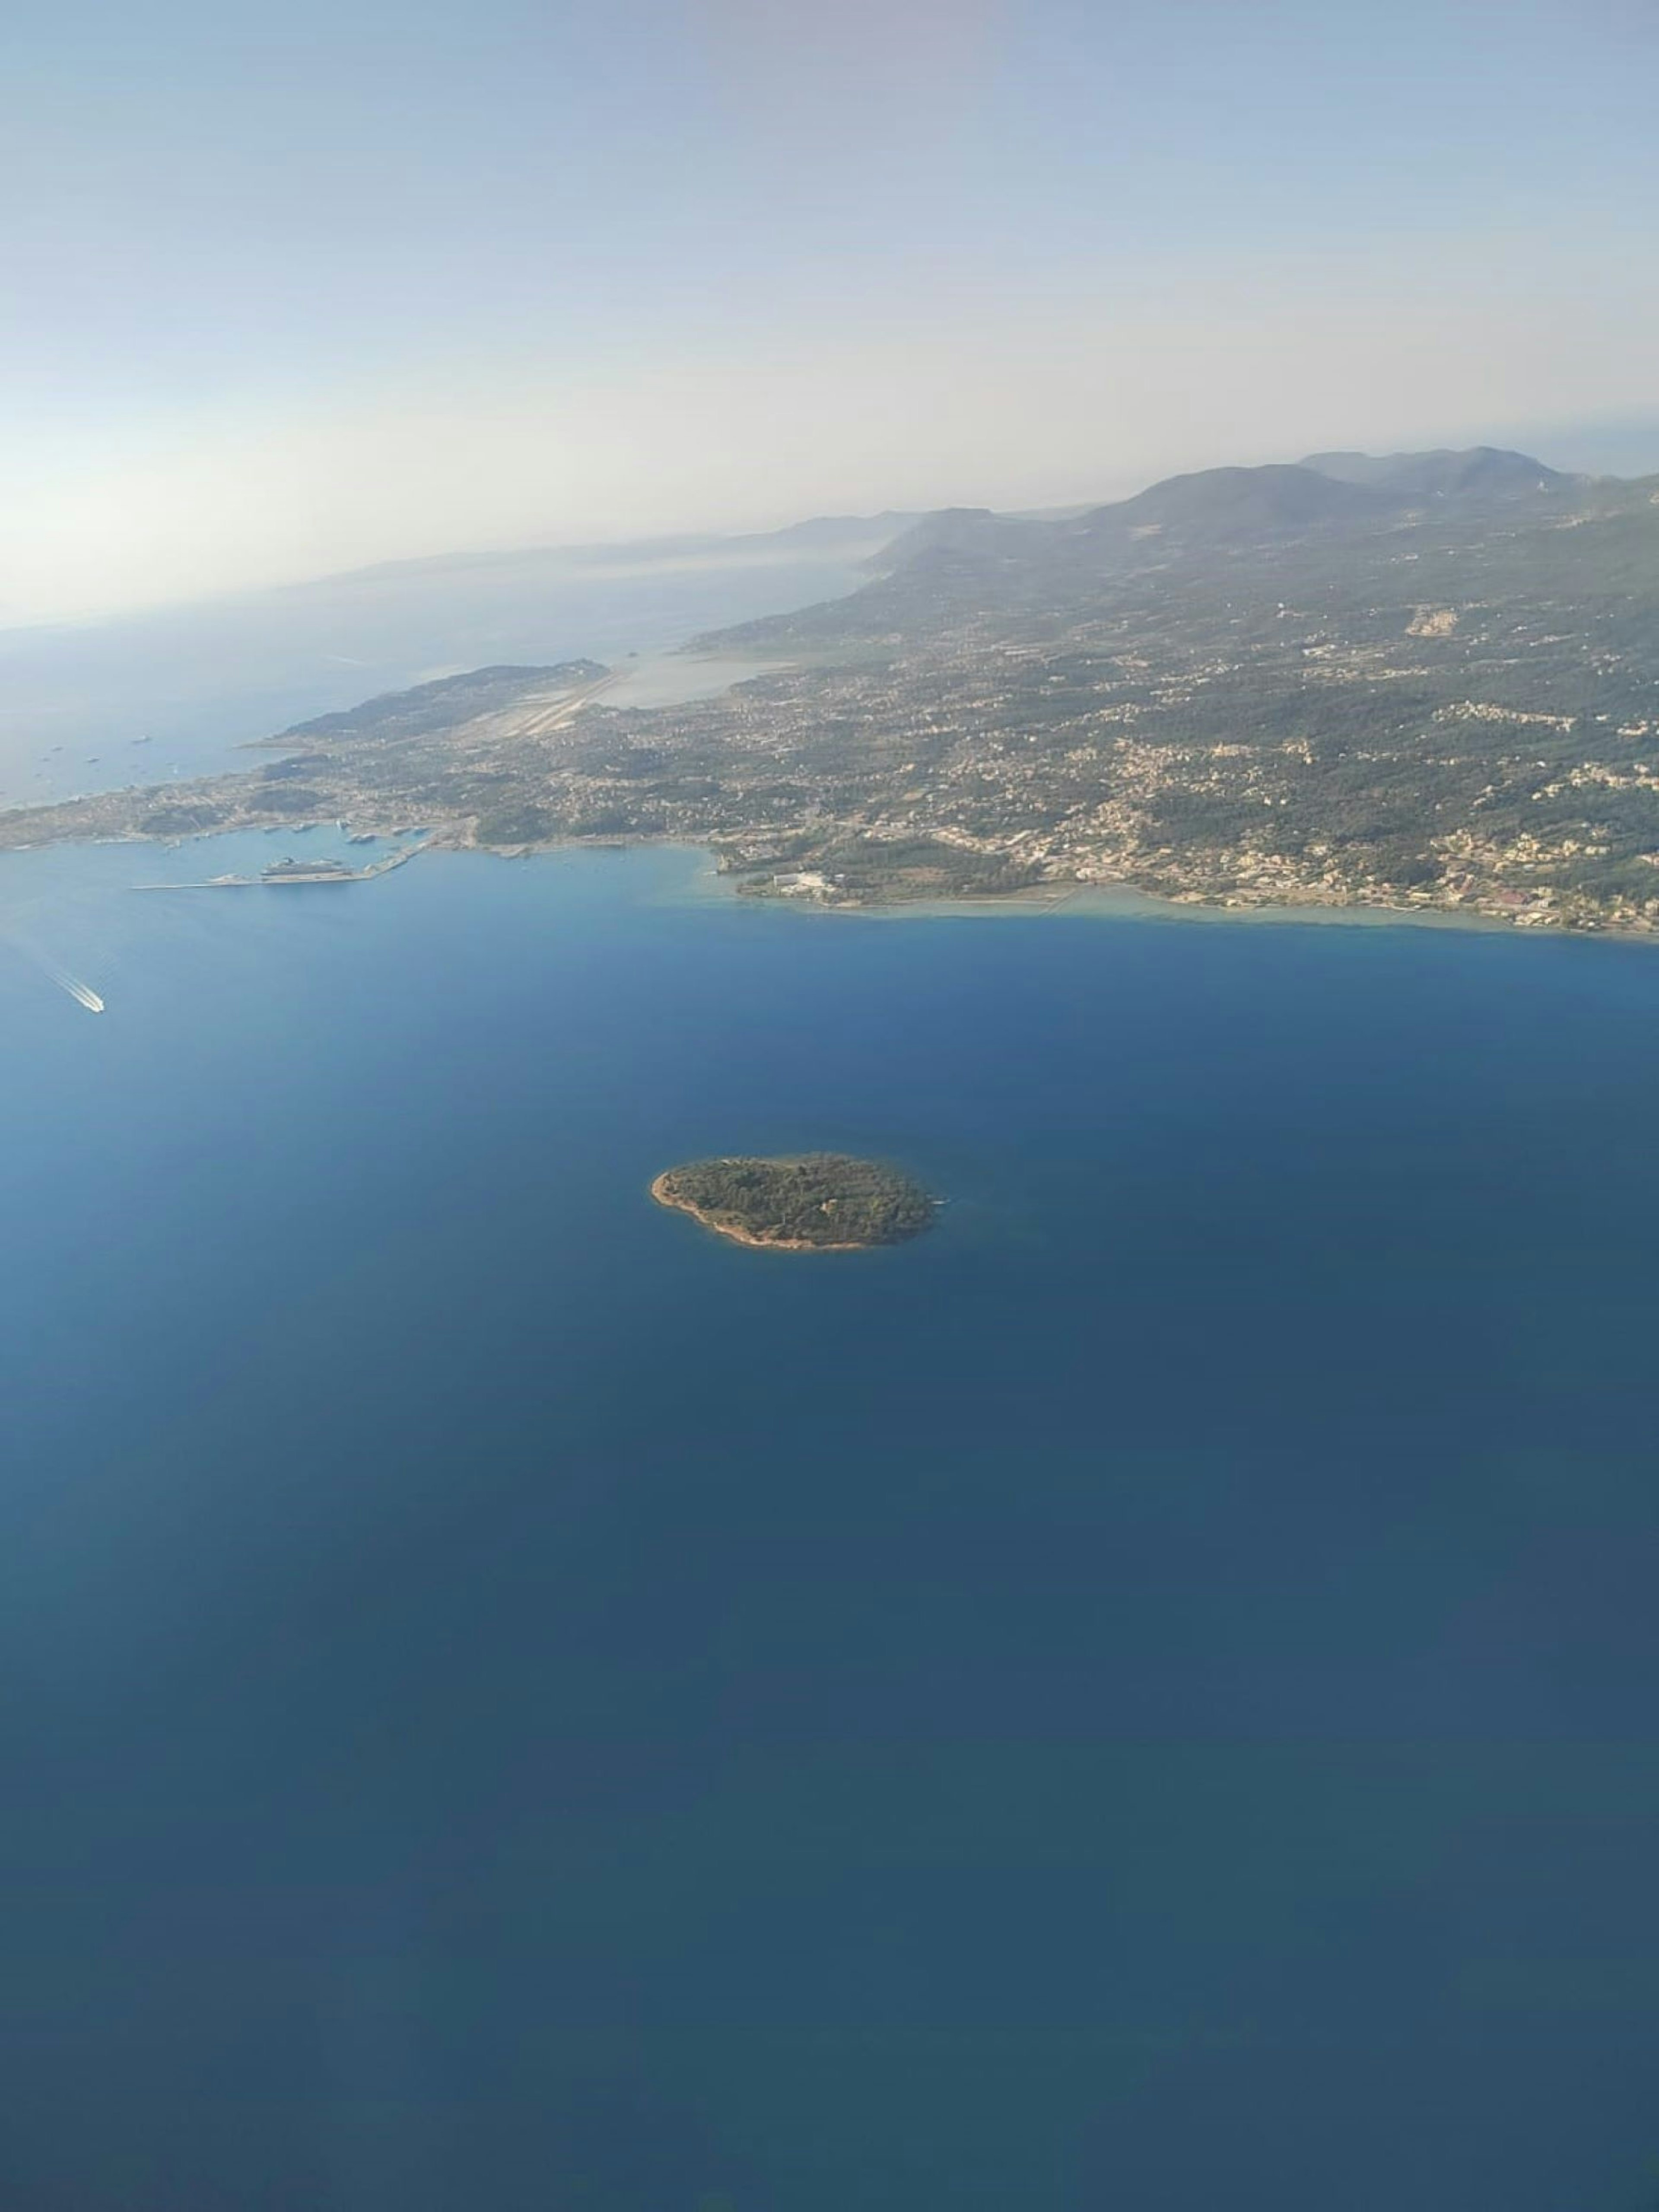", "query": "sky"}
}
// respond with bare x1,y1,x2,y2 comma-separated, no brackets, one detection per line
3,0,1658,623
